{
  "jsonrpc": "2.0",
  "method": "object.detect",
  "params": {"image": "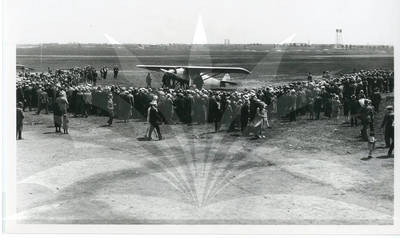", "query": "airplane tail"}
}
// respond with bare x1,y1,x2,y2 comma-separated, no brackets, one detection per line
222,73,230,82
221,73,237,85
